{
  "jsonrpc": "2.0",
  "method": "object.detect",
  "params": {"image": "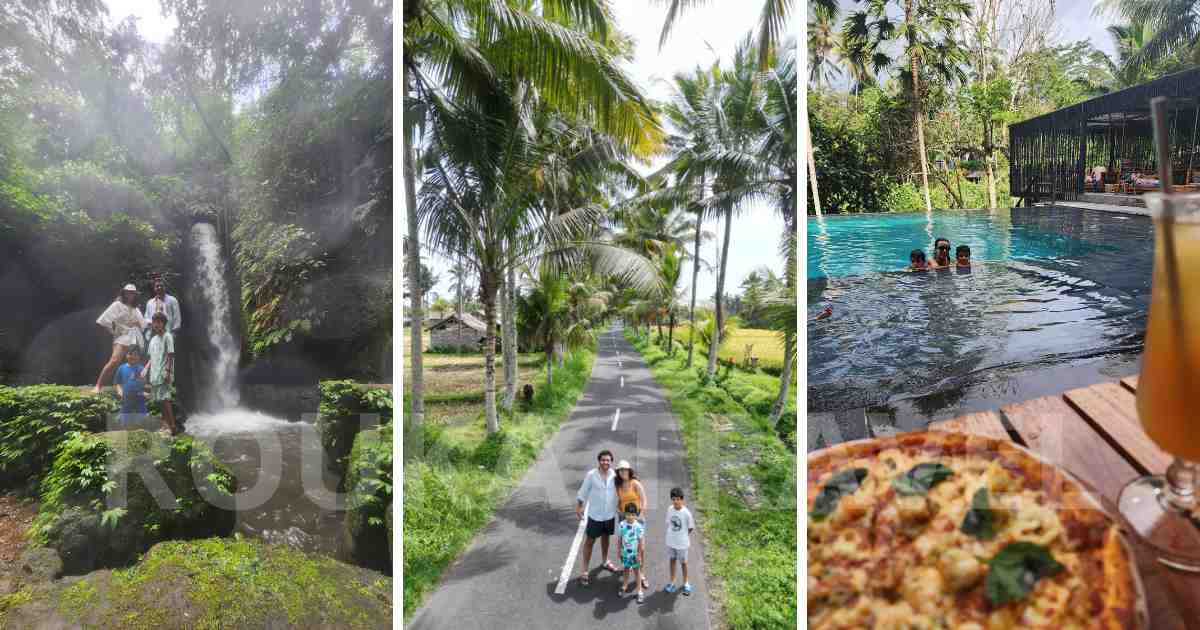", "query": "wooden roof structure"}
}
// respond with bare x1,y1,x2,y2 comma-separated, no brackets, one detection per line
1008,66,1200,203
